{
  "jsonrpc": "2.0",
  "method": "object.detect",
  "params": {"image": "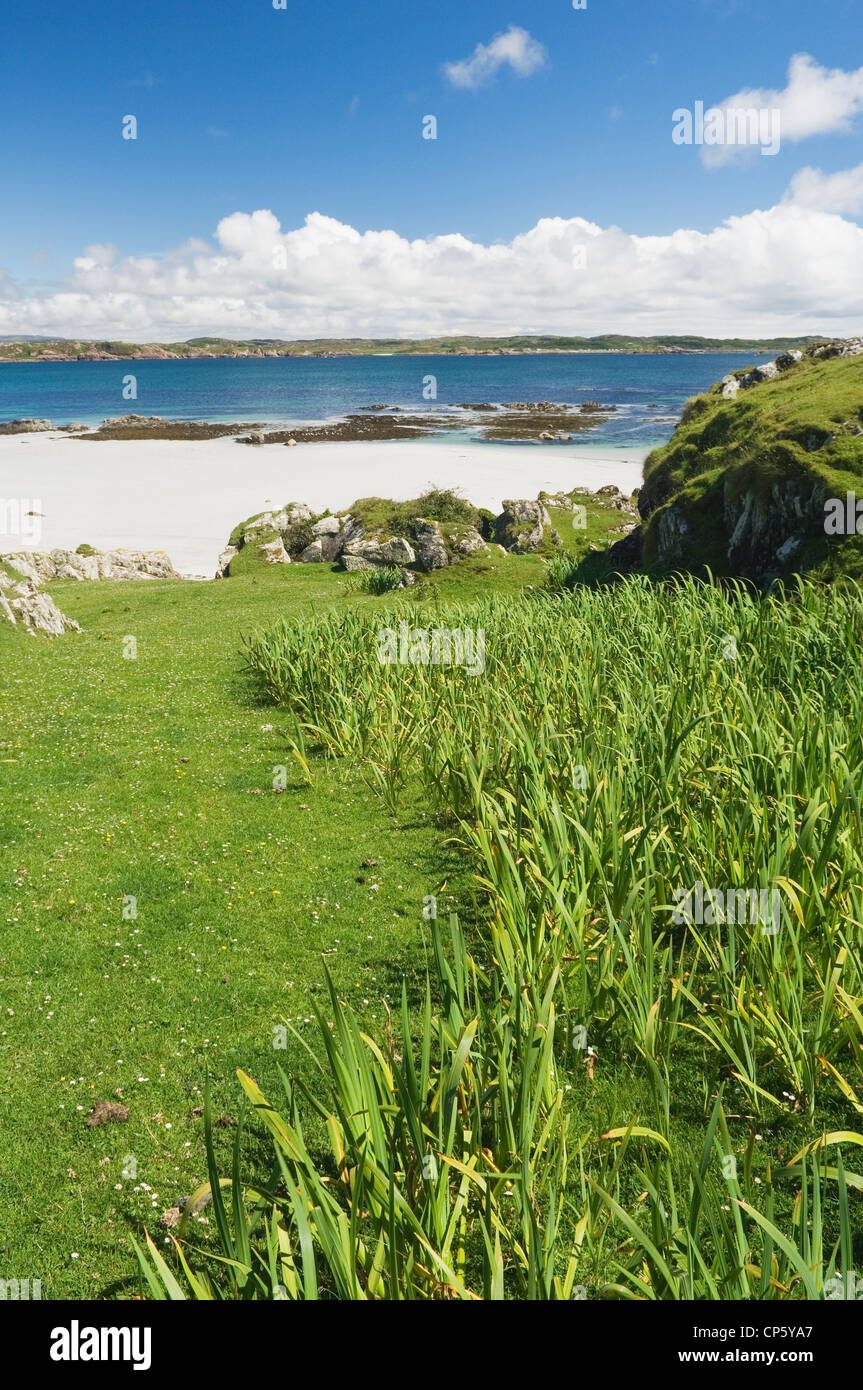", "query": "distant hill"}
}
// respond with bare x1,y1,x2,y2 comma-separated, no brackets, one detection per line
0,333,833,361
